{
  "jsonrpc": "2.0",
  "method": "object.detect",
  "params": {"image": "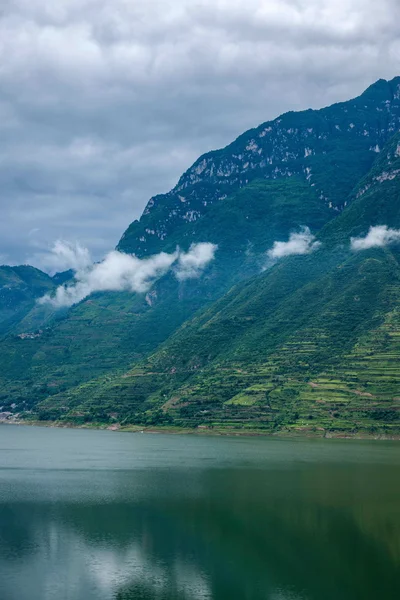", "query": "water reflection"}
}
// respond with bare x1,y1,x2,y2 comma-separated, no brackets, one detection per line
0,428,399,600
